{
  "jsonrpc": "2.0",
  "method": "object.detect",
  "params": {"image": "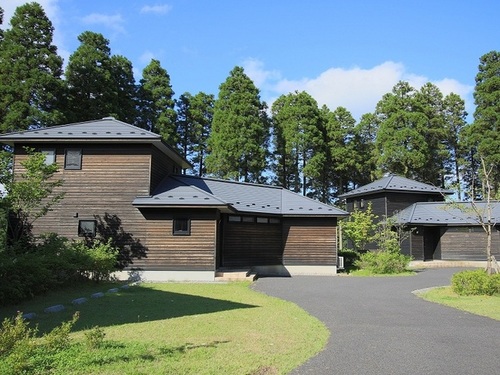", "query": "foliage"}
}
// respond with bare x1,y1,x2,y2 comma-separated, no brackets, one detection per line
0,2,65,132
467,50,500,196
342,201,378,252
354,250,412,274
65,31,137,123
84,326,106,349
338,249,360,272
176,91,214,176
451,269,500,296
3,148,64,243
136,59,177,145
417,286,500,320
0,312,79,375
0,235,118,305
206,66,270,183
71,239,119,282
272,91,323,195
